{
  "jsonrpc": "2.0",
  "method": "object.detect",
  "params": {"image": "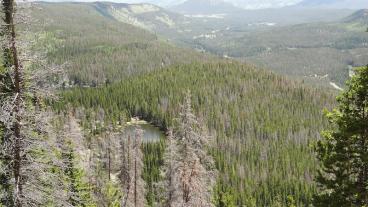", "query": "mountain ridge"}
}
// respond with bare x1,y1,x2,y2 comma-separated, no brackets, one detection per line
170,0,242,14
343,9,368,24
294,0,368,9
